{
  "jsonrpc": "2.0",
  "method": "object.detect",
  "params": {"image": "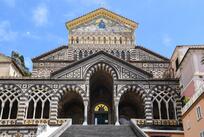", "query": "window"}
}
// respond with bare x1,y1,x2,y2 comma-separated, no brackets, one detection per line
76,37,79,43
119,37,122,44
196,106,203,121
71,37,74,44
114,37,117,44
103,37,106,44
200,131,204,137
